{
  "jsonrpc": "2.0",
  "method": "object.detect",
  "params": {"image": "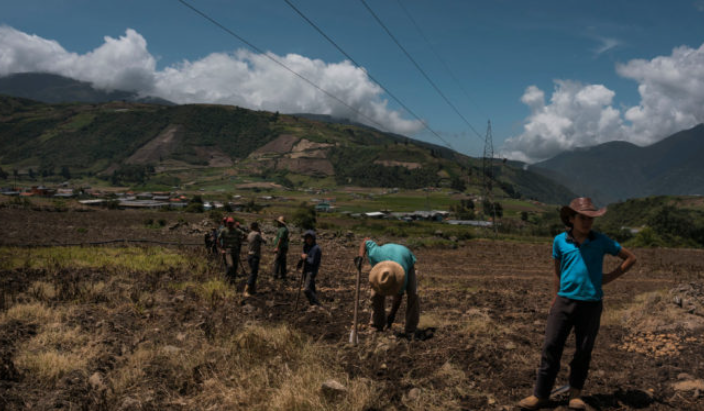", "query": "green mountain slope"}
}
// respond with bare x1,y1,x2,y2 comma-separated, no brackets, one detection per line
0,94,574,203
